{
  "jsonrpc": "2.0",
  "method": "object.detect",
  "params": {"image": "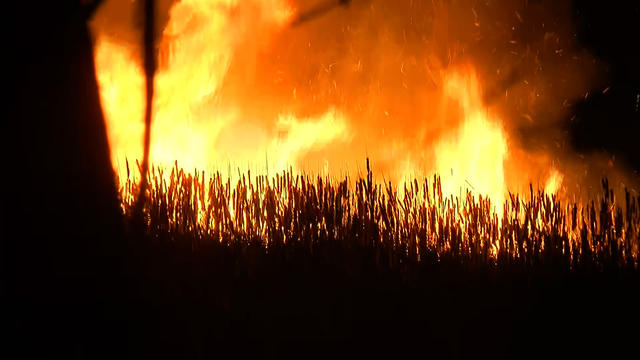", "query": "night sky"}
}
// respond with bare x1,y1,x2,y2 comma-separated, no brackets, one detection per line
570,1,640,173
